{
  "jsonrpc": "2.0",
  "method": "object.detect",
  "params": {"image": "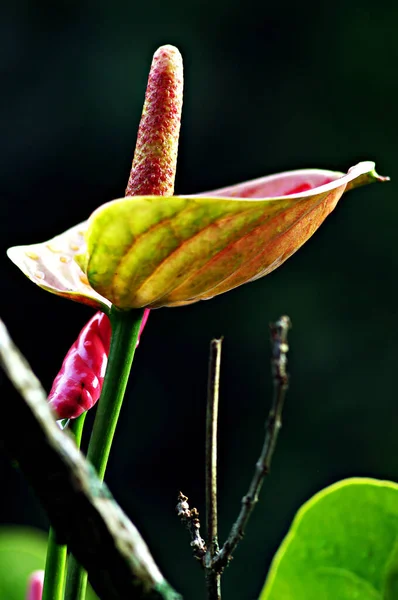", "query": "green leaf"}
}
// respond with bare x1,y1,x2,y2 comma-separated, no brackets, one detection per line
259,478,398,600
7,222,110,311
80,161,385,309
383,537,398,600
